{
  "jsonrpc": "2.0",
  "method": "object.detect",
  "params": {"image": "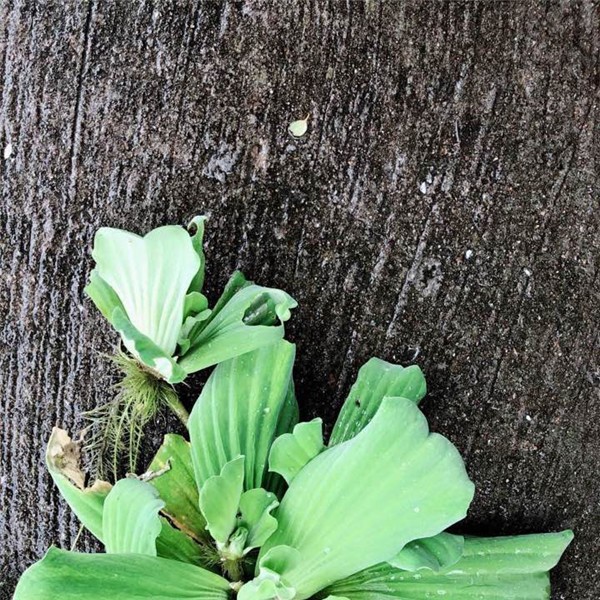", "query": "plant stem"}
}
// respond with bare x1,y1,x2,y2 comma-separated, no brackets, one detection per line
164,388,190,427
